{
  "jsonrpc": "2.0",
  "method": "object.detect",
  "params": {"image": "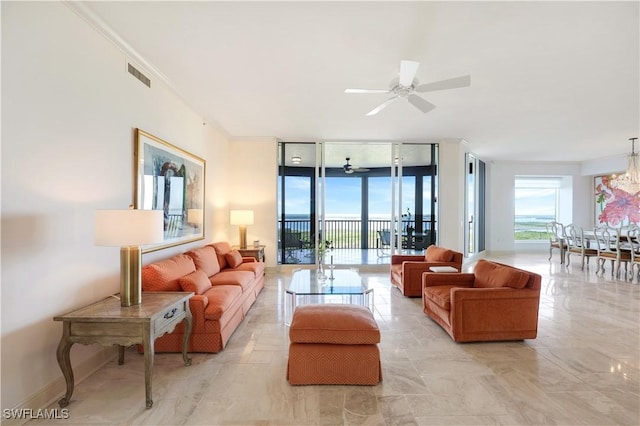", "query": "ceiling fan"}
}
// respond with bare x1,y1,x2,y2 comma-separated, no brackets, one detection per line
343,157,370,174
345,60,471,116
